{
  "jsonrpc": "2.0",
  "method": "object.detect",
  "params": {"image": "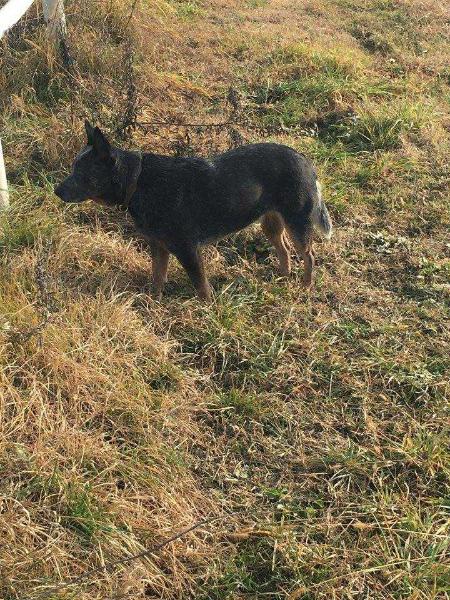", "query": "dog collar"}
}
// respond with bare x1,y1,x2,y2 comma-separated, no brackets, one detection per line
123,151,142,209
